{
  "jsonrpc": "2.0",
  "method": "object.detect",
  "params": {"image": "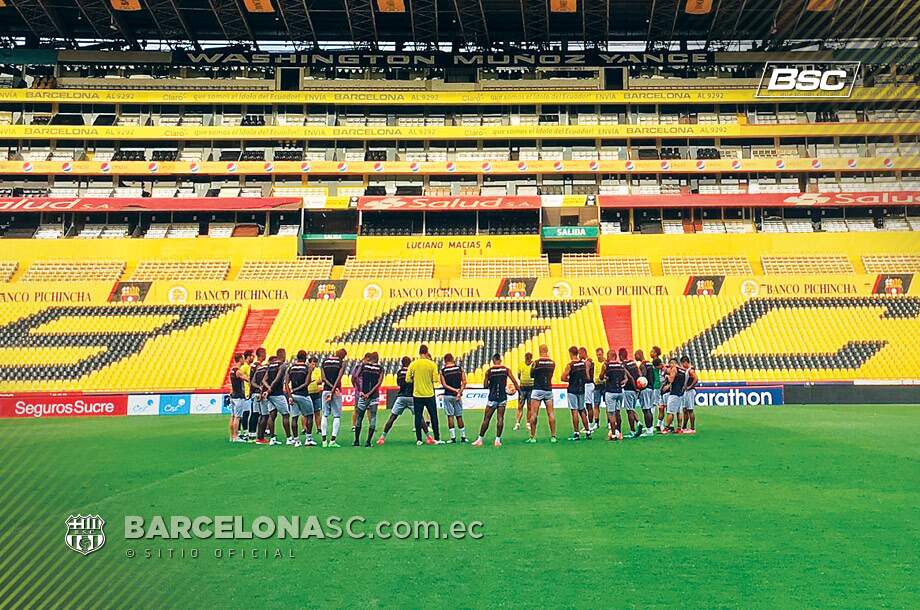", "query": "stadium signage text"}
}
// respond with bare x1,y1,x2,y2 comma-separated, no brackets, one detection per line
754,282,858,296
178,50,714,68
694,386,784,407
0,394,128,418
357,195,542,211
598,191,920,208
0,197,301,212
757,62,860,99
